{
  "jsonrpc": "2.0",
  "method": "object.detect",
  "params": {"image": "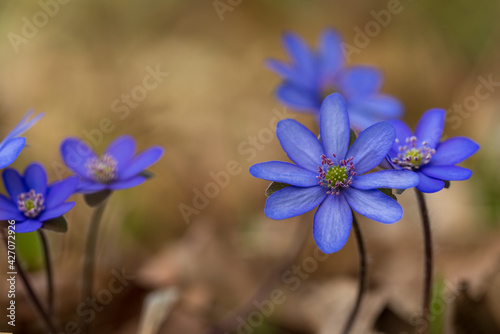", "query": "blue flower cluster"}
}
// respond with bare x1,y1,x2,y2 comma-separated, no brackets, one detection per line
252,29,479,254
0,111,163,233
267,29,402,129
